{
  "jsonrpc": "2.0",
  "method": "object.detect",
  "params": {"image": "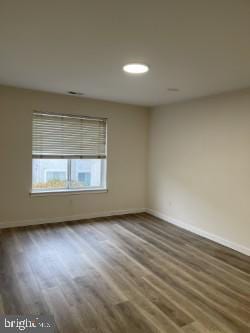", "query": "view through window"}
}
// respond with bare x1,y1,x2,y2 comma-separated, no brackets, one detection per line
32,159,105,191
